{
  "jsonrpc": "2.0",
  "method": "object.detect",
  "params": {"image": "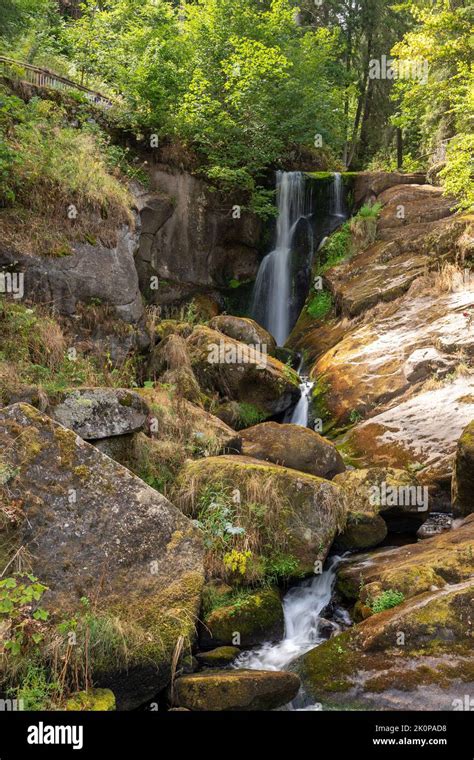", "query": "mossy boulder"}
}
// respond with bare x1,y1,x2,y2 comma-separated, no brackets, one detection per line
291,579,474,710
208,316,277,355
173,669,300,711
195,646,240,667
0,403,204,710
200,588,284,648
333,467,425,549
65,689,116,711
240,422,345,479
49,388,149,440
175,455,347,579
185,326,300,418
337,514,474,605
452,420,474,516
